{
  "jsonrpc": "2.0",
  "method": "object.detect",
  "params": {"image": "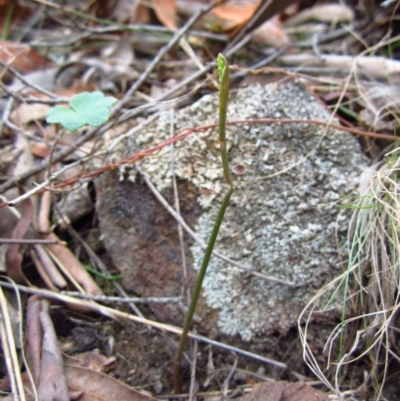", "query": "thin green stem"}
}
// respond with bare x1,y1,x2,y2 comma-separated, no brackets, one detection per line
217,55,233,189
173,54,233,394
1,3,14,40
